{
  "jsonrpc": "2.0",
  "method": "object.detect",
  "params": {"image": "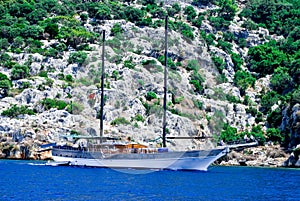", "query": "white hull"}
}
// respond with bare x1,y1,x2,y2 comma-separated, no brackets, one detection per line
51,148,228,171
